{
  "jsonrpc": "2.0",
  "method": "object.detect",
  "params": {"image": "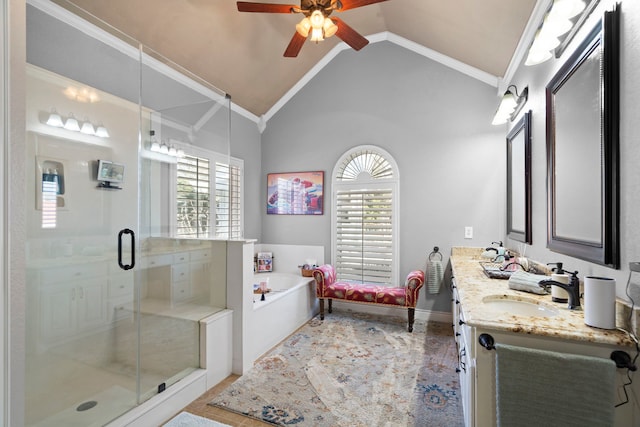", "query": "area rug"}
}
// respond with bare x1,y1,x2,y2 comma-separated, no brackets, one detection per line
209,312,463,426
164,411,230,427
